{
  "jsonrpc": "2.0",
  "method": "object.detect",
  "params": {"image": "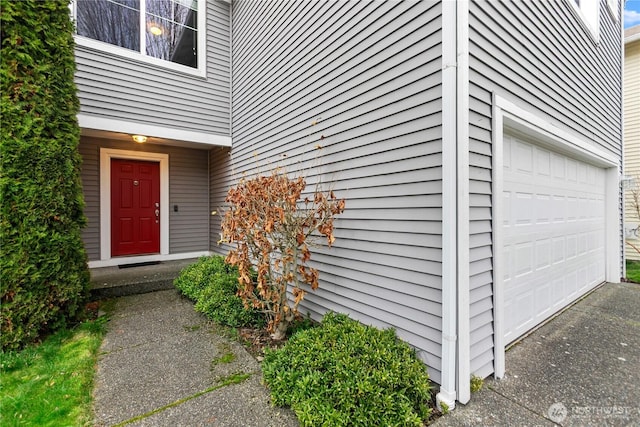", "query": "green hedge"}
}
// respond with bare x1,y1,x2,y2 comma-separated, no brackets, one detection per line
174,256,263,327
262,313,433,426
1,0,90,350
